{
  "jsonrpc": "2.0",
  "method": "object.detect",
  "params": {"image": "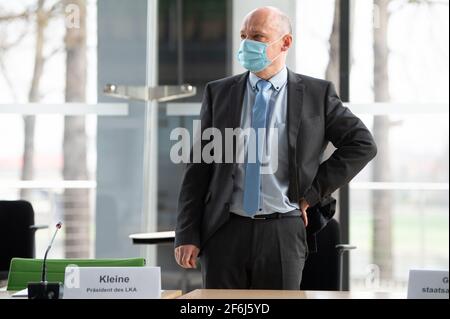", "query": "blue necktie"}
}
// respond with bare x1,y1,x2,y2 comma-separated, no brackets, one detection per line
243,80,271,215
